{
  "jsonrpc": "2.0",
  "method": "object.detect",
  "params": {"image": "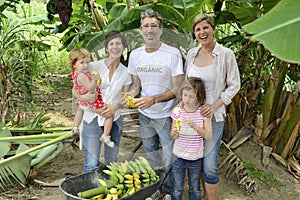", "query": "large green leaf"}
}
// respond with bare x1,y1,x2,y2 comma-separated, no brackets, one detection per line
262,0,281,14
226,0,261,25
0,155,31,190
0,132,72,189
0,129,11,158
243,0,300,63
